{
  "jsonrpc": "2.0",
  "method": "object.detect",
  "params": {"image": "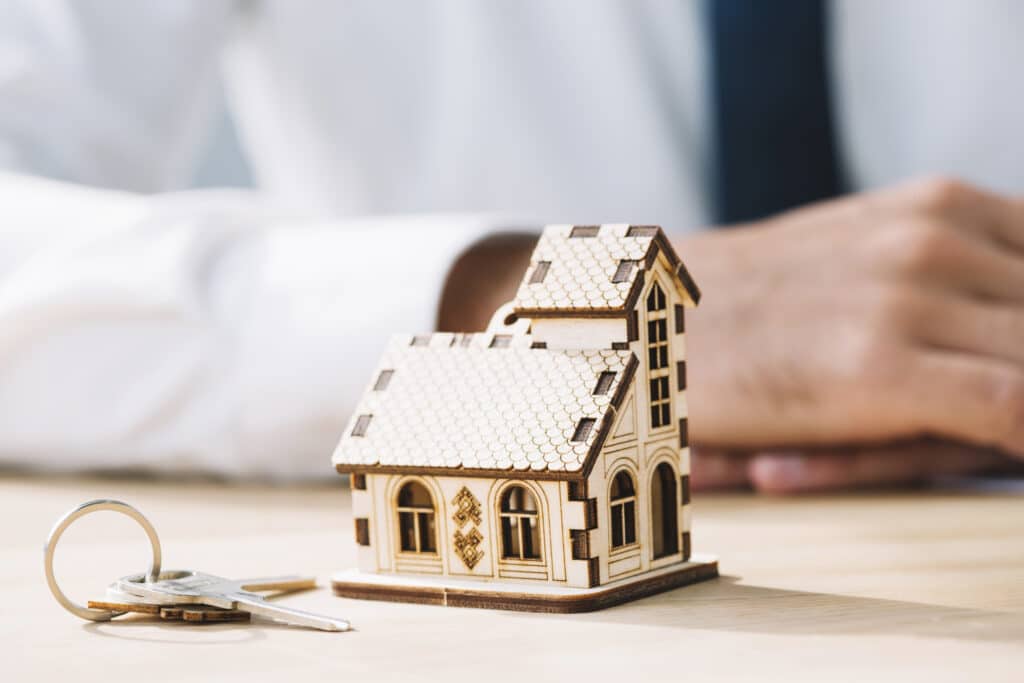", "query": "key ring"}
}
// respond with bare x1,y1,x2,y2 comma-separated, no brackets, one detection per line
44,499,162,622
